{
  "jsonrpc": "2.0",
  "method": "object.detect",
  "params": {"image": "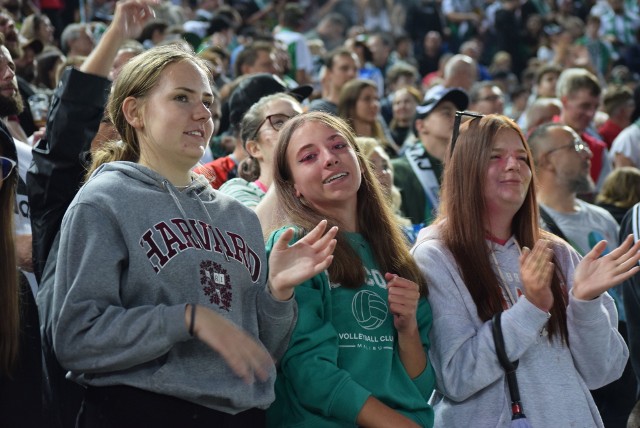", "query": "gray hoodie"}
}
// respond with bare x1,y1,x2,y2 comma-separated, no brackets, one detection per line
411,224,628,427
51,161,296,413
